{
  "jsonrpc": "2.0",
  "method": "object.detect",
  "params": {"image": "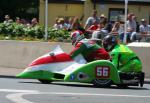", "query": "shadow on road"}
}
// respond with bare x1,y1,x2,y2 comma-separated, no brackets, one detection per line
18,80,150,90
